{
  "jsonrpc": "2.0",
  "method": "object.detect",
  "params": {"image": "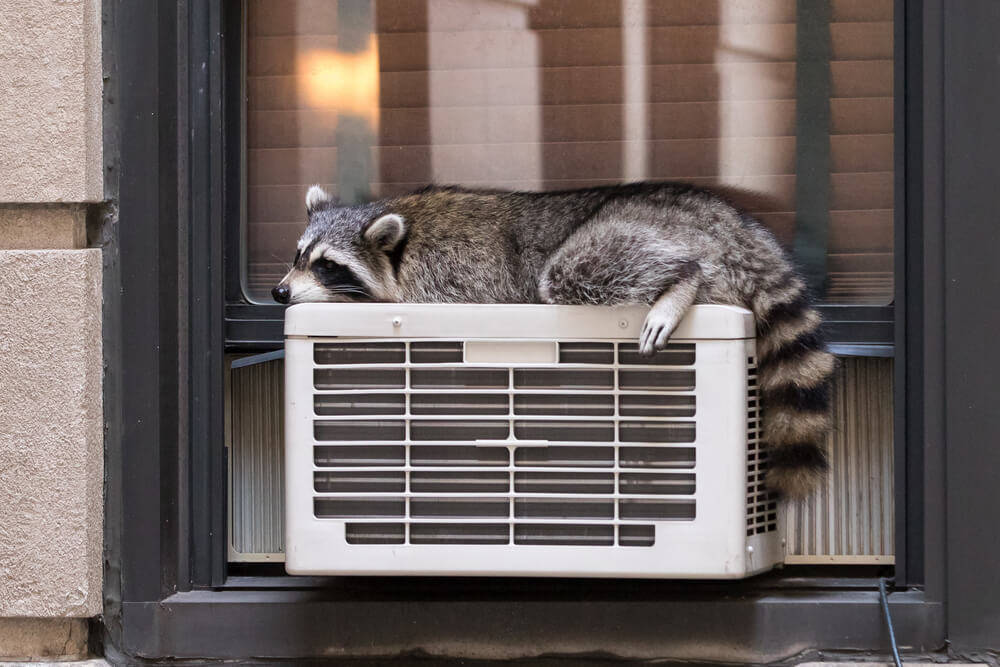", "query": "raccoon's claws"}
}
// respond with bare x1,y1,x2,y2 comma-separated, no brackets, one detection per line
639,278,700,356
639,310,678,356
